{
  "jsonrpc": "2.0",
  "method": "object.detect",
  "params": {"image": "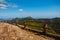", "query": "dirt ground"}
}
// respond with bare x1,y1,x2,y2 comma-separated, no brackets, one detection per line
0,22,55,40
